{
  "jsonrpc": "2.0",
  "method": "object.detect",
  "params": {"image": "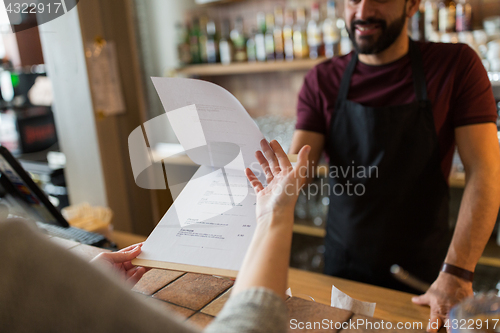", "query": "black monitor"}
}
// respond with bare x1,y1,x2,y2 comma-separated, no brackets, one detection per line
0,145,69,227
